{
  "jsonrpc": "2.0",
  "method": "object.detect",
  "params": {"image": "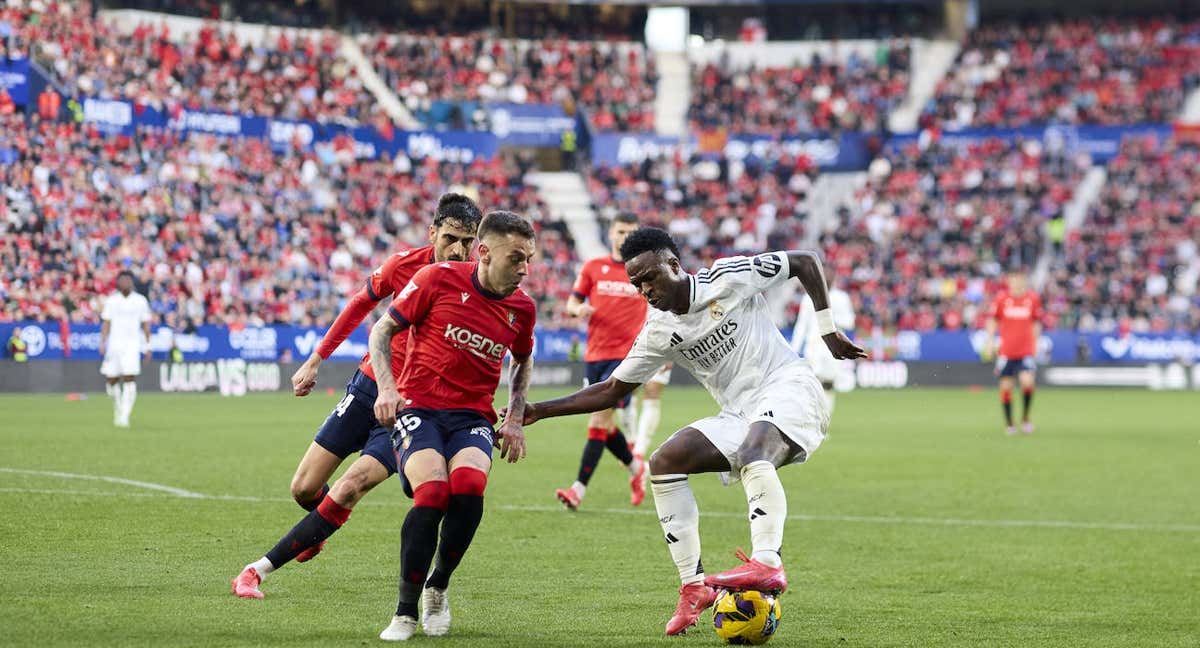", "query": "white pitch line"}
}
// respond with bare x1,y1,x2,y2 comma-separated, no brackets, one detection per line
0,467,207,498
2,482,1198,534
